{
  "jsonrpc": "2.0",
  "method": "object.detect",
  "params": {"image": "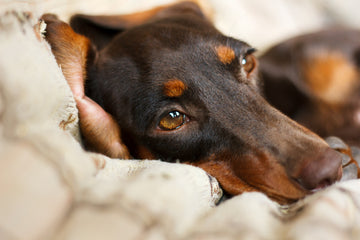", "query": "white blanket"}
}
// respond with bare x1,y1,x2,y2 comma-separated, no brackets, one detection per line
1,2,360,240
